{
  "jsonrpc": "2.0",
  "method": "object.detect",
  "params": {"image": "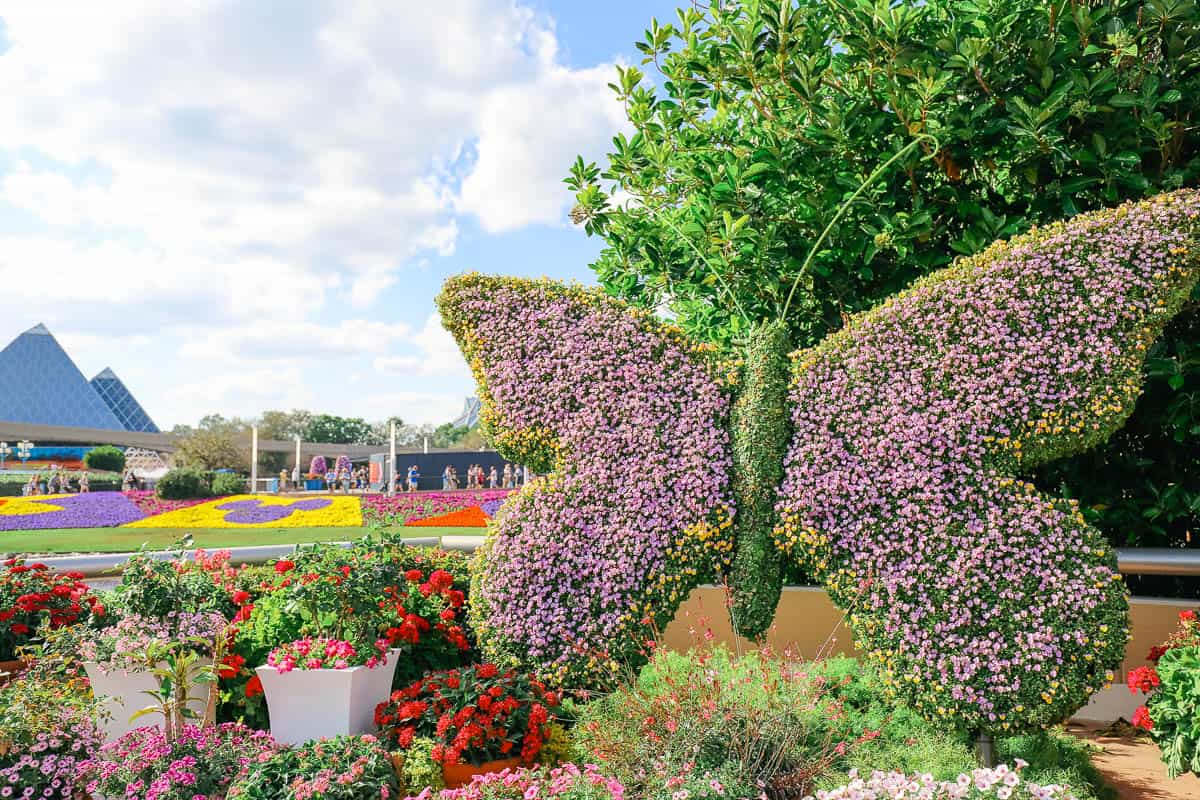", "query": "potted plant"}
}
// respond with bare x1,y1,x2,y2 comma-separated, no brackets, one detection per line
227,546,472,742
79,610,228,741
0,558,99,680
307,456,328,490
254,636,399,745
375,663,559,787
